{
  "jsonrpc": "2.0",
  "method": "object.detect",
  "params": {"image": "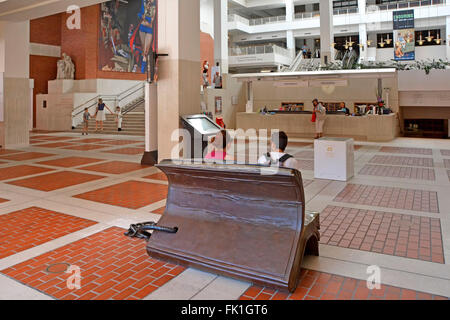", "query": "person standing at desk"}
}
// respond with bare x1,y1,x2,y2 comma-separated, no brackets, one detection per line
313,99,327,139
